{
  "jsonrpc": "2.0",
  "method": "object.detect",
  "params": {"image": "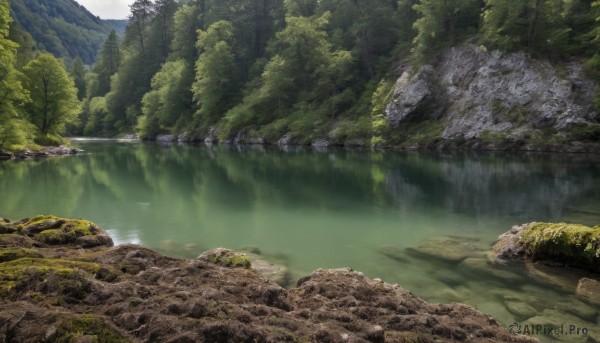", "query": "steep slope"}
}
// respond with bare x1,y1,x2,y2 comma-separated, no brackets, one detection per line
384,44,600,152
9,0,126,64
